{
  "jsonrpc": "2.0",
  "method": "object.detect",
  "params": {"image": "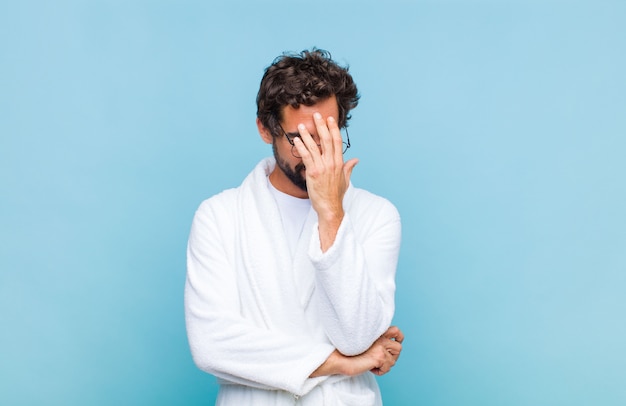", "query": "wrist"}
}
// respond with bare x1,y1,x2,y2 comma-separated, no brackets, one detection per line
310,350,347,377
317,214,343,253
315,203,344,223
317,211,343,231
